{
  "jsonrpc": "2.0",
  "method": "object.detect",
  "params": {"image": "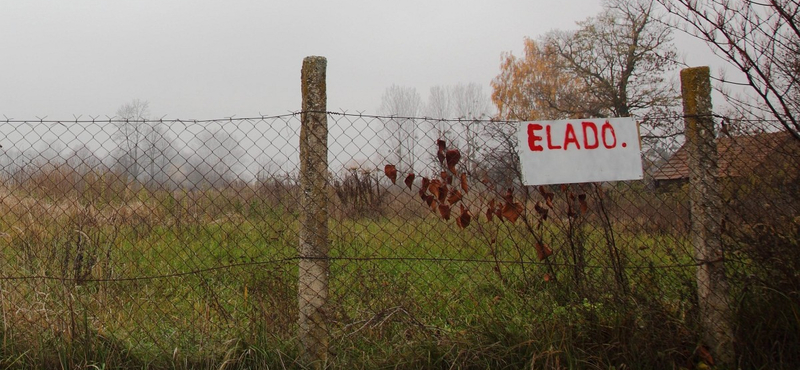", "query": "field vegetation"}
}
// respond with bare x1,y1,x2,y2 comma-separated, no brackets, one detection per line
0,156,797,369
